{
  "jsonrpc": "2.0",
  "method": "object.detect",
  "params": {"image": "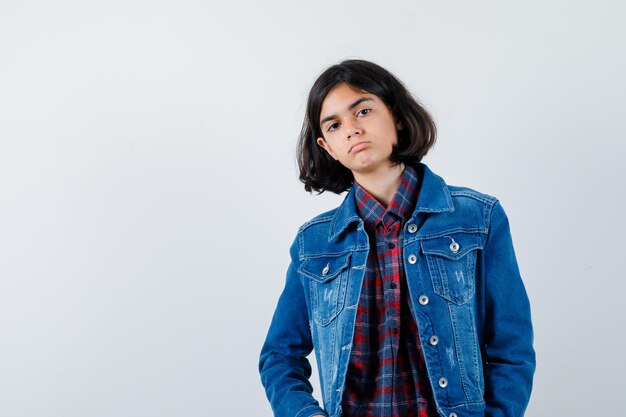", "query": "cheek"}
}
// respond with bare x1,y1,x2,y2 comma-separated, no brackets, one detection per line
388,127,400,145
324,137,343,152
323,142,340,159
